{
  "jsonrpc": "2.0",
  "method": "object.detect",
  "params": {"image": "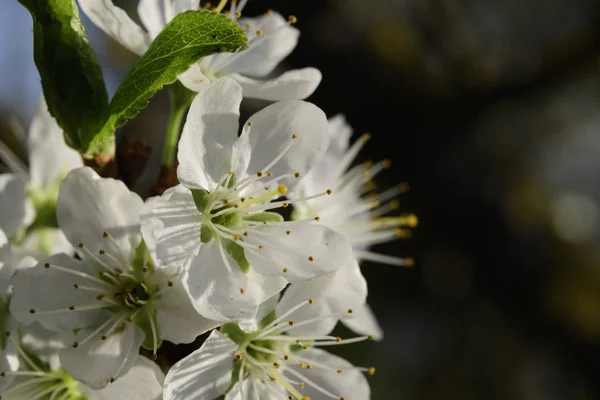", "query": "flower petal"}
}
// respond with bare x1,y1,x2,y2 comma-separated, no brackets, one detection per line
163,330,236,400
326,114,353,156
183,241,287,321
9,253,102,331
341,303,384,340
286,348,370,400
276,258,367,336
0,229,14,299
137,0,165,39
235,100,328,192
230,68,322,101
77,0,151,55
0,174,34,238
0,340,20,392
83,355,165,400
245,221,353,282
177,78,242,190
163,0,198,23
27,97,83,190
57,167,143,260
60,322,145,389
213,12,298,77
177,63,212,93
141,186,202,268
13,227,74,262
156,272,220,344
225,378,286,400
